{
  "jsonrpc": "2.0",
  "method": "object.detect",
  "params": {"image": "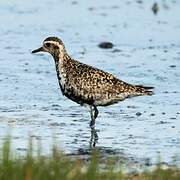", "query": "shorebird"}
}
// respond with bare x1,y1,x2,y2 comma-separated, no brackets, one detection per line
32,37,153,143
